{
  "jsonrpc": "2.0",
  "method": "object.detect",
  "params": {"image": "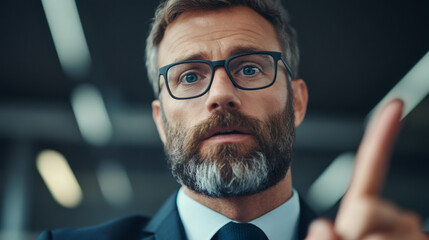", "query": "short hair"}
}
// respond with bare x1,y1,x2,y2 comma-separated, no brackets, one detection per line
145,0,299,97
